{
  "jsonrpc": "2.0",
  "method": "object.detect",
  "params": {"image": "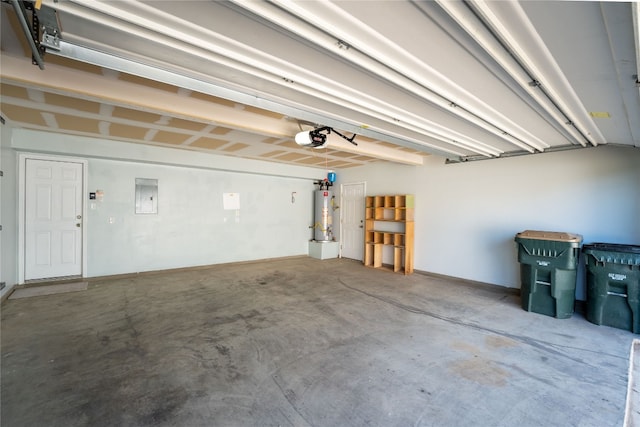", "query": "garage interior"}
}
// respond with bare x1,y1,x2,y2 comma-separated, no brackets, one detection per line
1,1,640,426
